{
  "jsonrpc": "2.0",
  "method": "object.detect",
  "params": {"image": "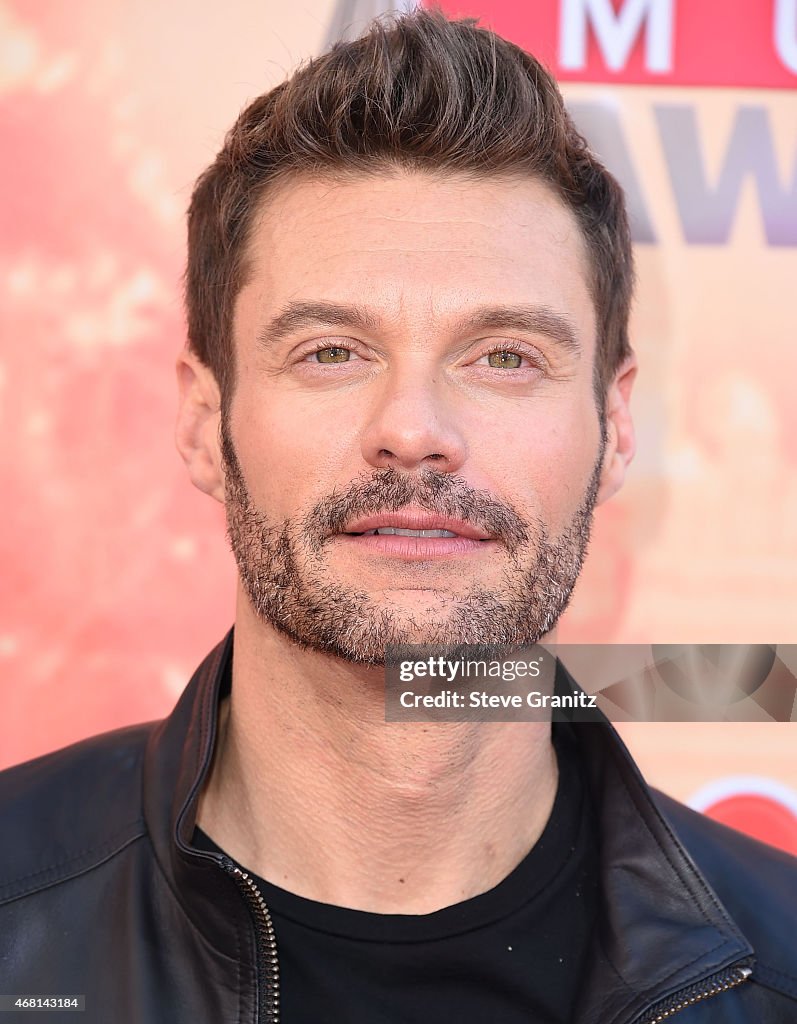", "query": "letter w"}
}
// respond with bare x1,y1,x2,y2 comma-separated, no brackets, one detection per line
560,0,674,73
657,105,797,246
